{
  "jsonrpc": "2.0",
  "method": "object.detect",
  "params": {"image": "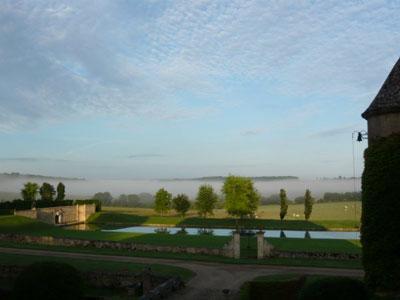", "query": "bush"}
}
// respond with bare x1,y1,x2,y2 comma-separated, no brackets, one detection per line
298,276,368,300
13,261,84,300
246,276,306,300
361,134,400,292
